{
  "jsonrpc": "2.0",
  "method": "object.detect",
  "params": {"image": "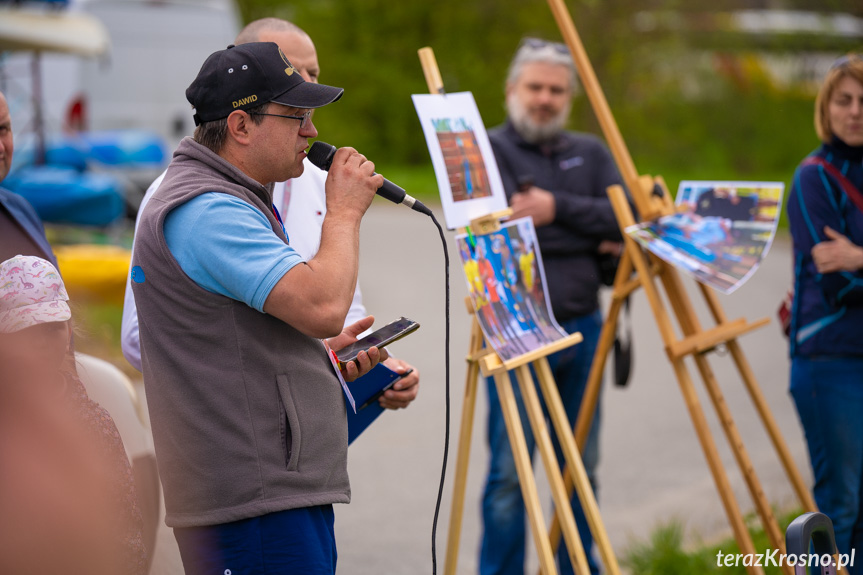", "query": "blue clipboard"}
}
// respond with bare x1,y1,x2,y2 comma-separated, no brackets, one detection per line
346,363,402,444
